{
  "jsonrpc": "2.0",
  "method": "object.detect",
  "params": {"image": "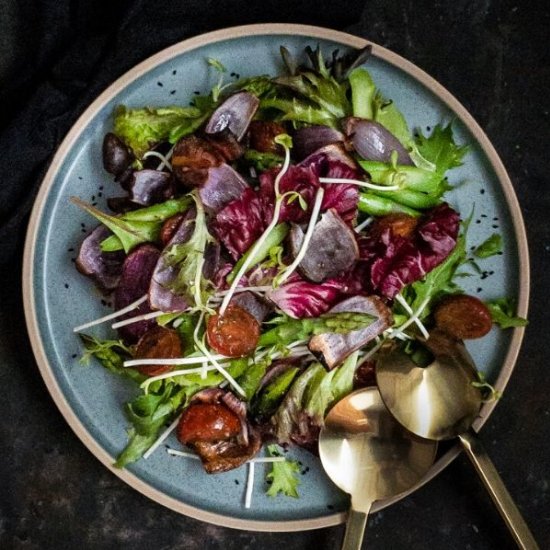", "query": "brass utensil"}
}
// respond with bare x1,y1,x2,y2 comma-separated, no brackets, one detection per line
319,387,437,550
375,335,538,550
